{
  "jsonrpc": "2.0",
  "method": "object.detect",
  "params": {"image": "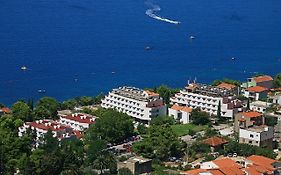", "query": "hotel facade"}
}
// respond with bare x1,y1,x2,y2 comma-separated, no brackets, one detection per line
170,83,242,118
101,86,167,123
